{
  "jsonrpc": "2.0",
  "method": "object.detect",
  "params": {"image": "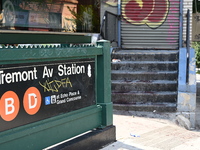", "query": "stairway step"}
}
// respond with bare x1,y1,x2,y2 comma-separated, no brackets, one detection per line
111,49,178,111
113,50,178,54
112,91,177,104
111,70,177,81
112,61,178,71
113,103,177,112
112,50,178,61
112,80,177,92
